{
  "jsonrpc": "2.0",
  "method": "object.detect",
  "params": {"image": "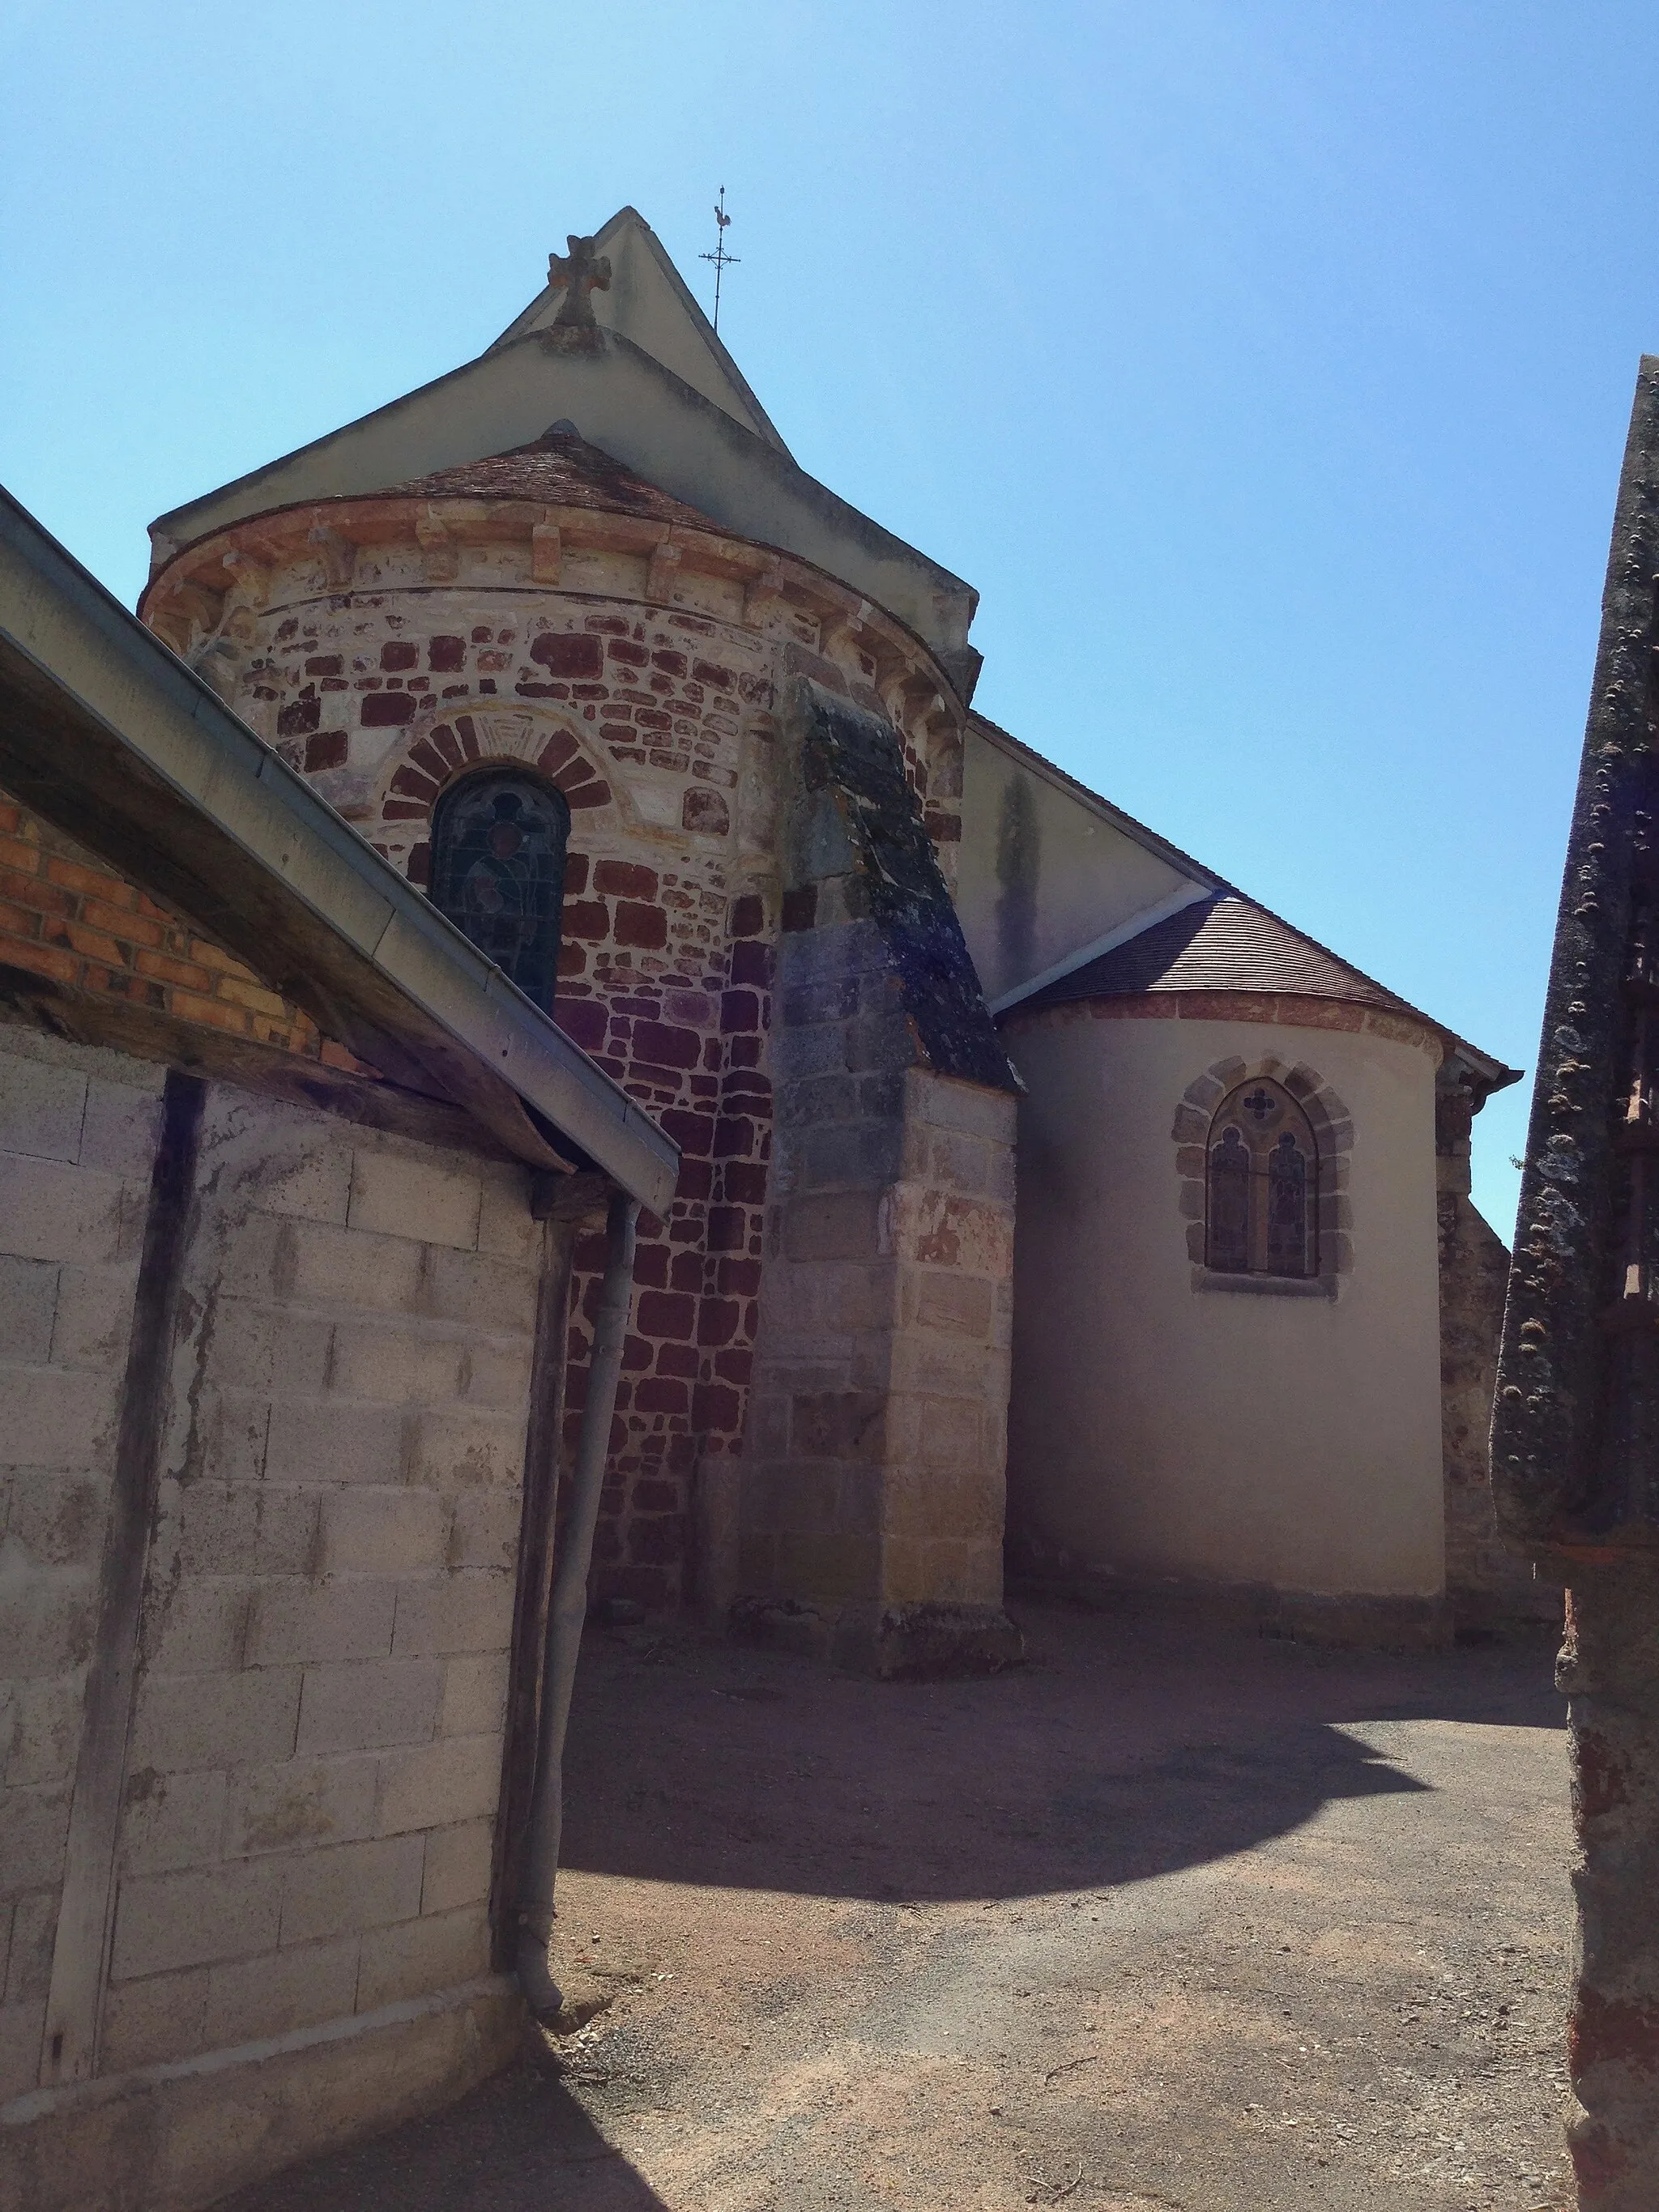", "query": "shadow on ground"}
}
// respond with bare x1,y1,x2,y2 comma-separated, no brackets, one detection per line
559,1600,1563,1903
222,2062,669,2211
